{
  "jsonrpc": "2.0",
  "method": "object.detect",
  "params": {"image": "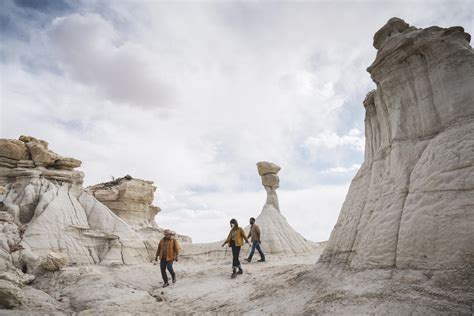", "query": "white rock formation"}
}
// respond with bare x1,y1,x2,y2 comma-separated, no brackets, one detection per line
253,162,315,254
0,136,150,274
87,176,191,259
319,18,474,272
